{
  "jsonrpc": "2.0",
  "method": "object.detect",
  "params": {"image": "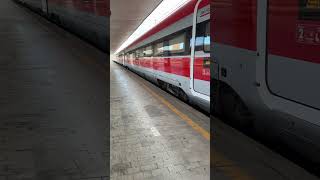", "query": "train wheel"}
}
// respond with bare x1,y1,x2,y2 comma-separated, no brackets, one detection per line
220,87,253,129
157,80,189,103
178,89,189,102
157,80,167,90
